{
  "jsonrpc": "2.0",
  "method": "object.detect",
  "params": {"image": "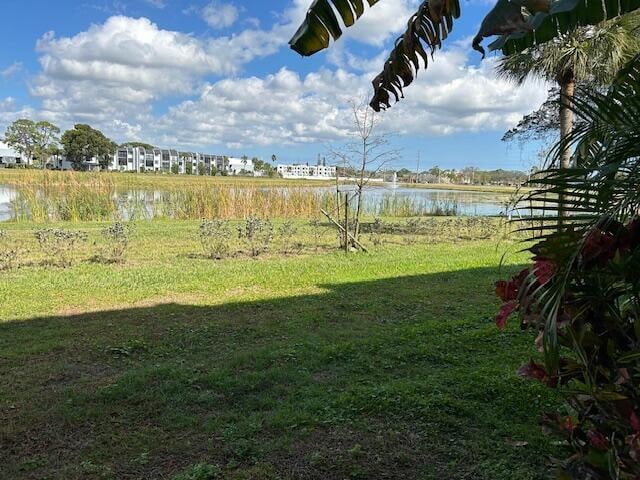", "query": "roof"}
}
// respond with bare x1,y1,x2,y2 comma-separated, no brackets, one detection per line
0,142,21,158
